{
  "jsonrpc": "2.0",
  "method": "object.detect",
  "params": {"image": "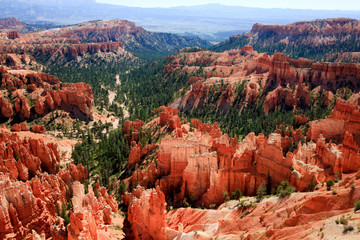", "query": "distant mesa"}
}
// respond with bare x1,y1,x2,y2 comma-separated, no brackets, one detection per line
212,18,360,60
0,17,27,31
